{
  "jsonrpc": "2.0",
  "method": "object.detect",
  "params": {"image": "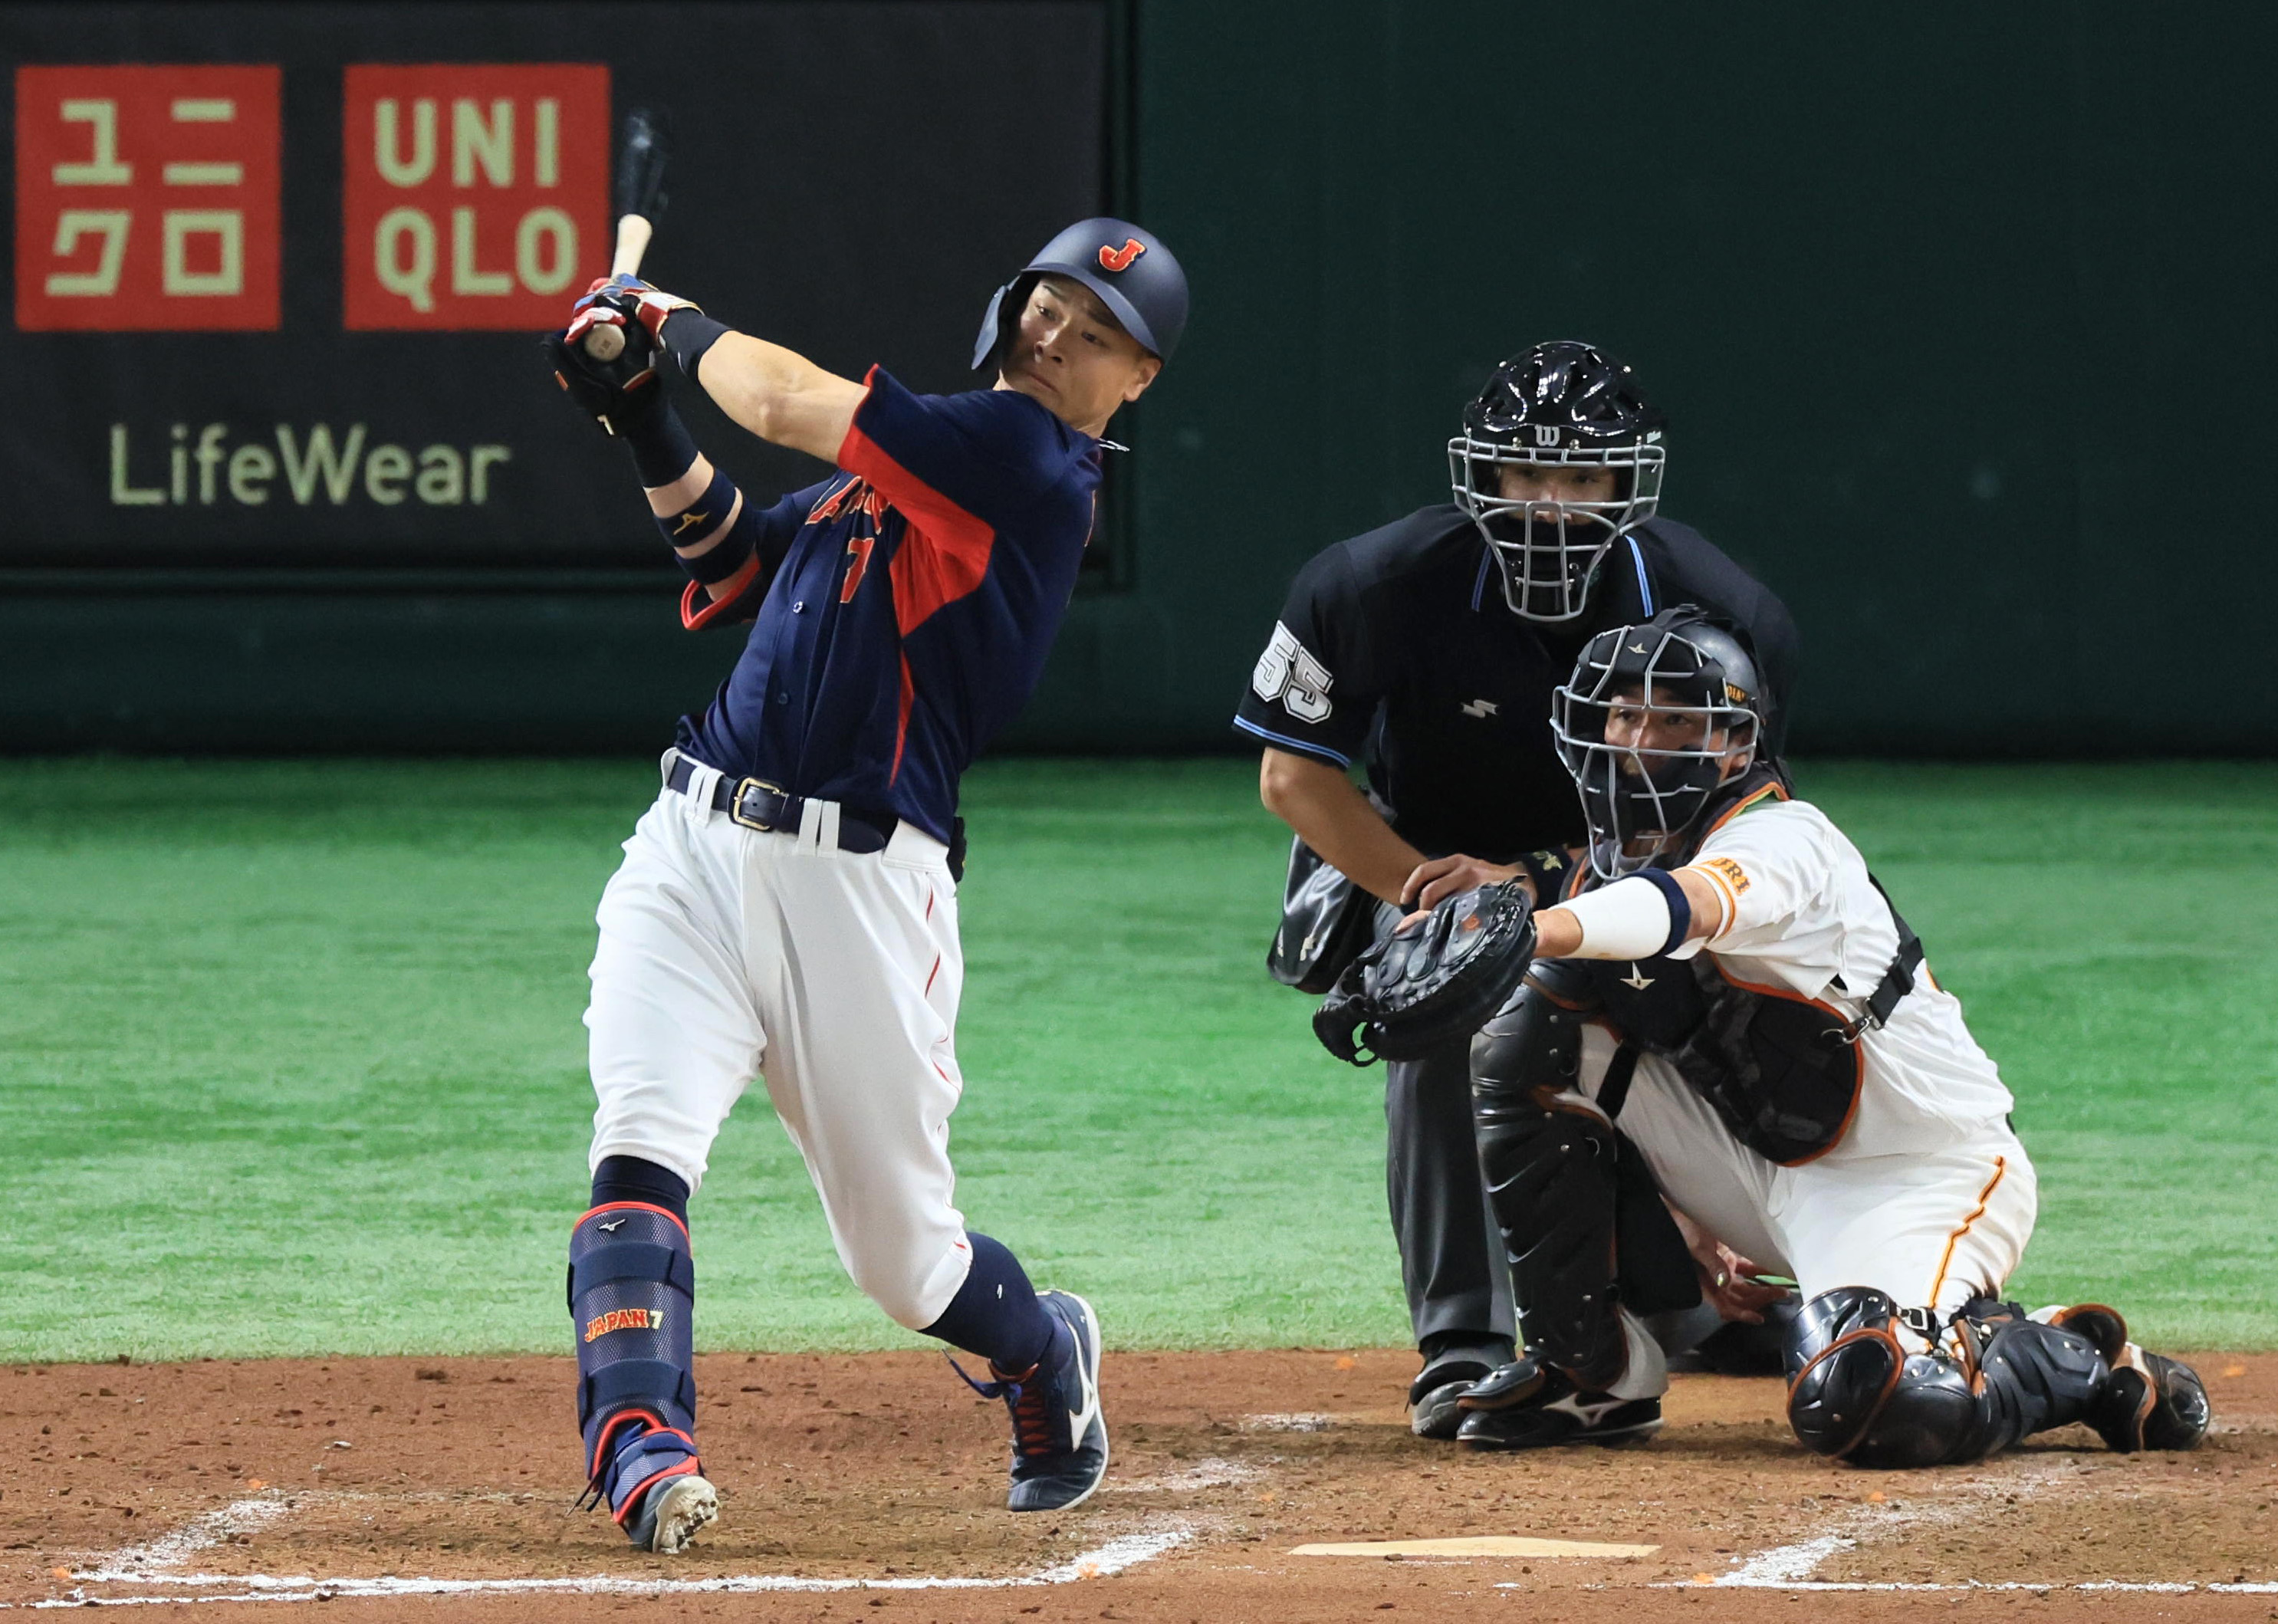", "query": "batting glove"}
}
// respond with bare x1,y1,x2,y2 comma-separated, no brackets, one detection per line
570,274,702,347
541,328,666,438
